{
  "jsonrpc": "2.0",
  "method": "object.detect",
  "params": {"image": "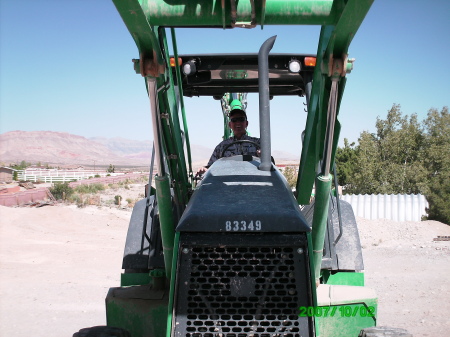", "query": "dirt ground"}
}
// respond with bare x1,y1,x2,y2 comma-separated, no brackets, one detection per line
0,185,449,337
357,217,450,336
